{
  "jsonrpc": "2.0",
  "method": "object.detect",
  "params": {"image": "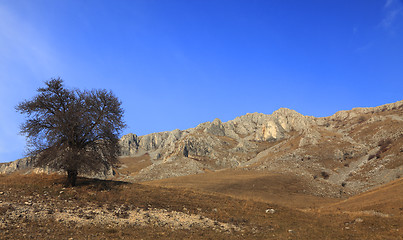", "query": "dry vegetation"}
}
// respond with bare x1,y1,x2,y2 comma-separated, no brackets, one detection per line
145,169,339,208
117,155,152,176
325,178,403,215
1,173,402,239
